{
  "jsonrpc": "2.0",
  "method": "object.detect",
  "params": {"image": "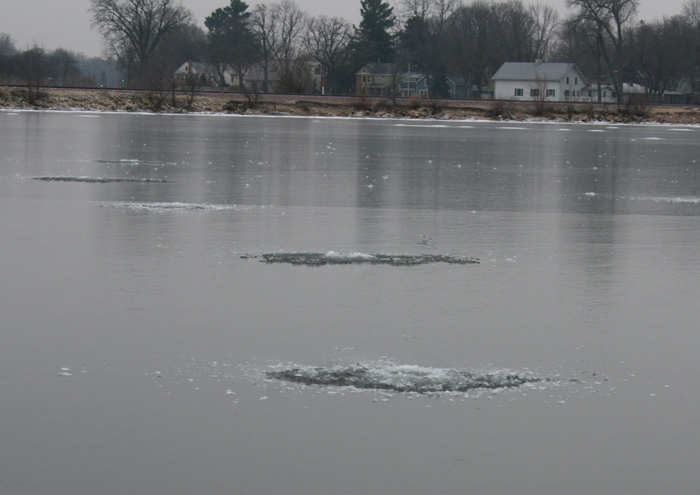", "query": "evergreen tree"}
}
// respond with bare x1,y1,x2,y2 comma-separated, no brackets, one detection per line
205,0,260,89
353,0,396,63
